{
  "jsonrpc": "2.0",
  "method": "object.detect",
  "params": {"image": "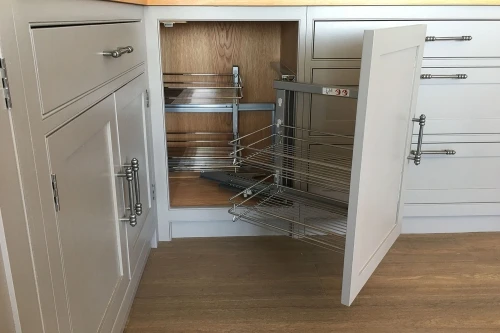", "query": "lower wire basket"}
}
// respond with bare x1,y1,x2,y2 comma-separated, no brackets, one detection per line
229,174,348,253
